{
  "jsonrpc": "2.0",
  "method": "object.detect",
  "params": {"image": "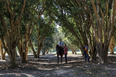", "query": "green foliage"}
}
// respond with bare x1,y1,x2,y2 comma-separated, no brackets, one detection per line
42,37,54,51
61,26,80,49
